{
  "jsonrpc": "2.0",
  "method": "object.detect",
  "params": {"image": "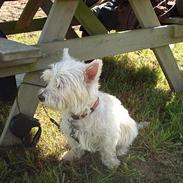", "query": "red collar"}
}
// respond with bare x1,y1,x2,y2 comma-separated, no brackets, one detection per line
71,97,99,120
